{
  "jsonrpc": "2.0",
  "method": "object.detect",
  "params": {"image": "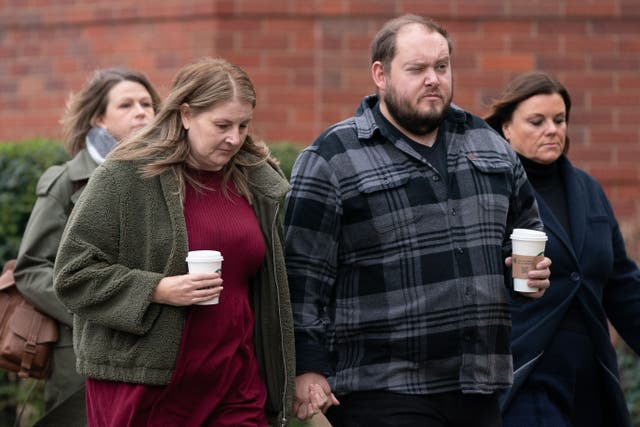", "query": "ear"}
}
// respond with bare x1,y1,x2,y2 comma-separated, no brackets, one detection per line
371,61,387,92
93,115,107,129
180,103,191,130
502,122,512,141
